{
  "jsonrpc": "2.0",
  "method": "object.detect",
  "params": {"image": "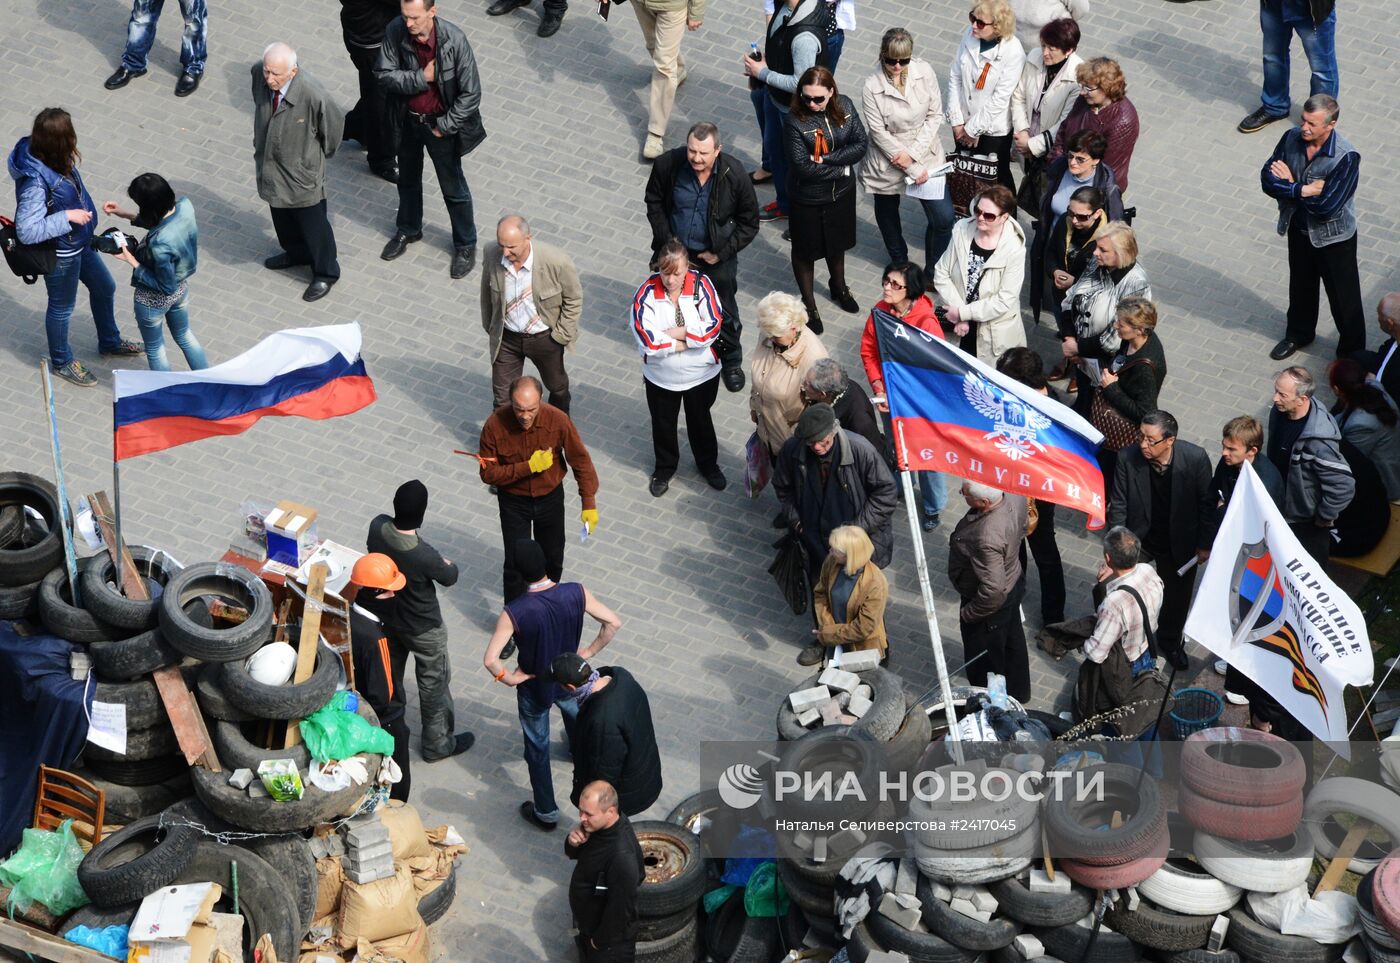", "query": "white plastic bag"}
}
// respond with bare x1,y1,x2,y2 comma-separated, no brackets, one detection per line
1247,885,1358,943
